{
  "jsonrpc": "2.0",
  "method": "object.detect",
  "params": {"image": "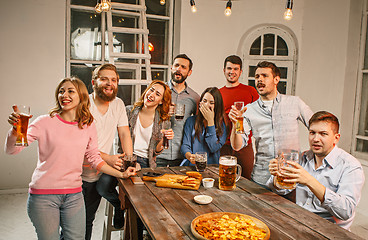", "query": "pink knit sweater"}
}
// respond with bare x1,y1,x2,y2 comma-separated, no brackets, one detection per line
5,114,105,194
